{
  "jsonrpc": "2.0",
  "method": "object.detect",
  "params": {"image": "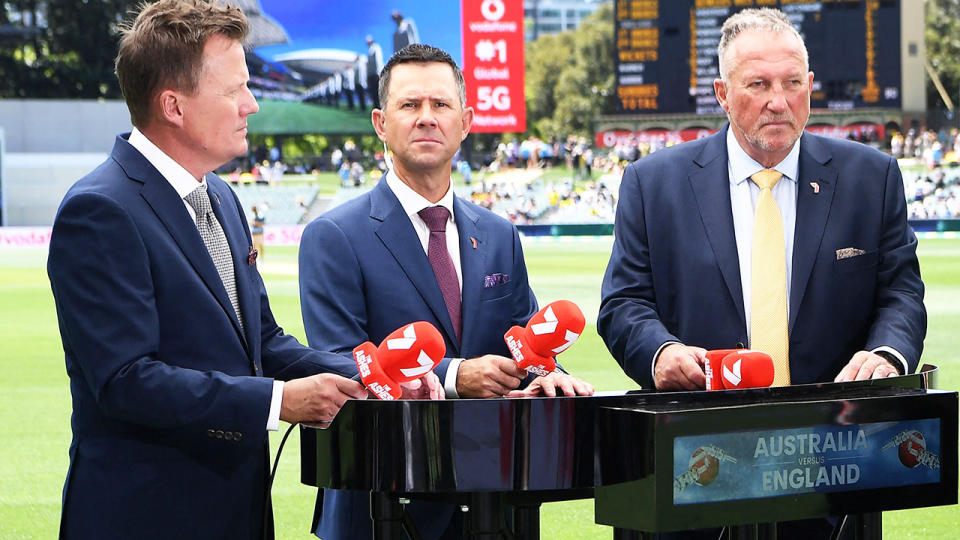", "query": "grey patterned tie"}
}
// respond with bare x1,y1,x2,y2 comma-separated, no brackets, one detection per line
185,183,244,332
